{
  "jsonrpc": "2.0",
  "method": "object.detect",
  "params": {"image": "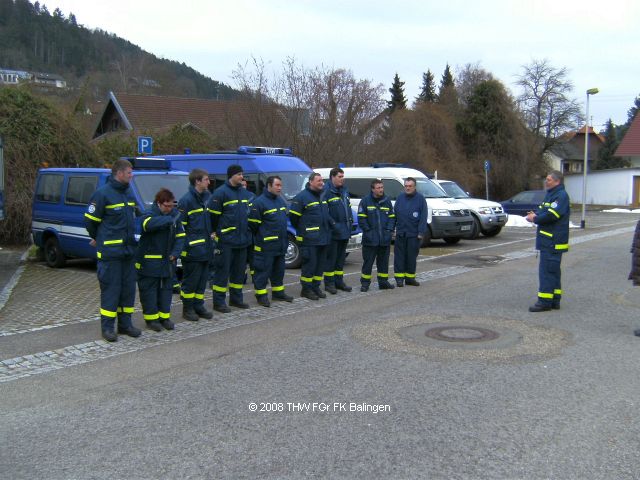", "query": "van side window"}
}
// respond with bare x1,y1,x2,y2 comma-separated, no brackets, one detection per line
347,178,373,199
382,181,404,201
35,174,64,203
66,176,98,205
